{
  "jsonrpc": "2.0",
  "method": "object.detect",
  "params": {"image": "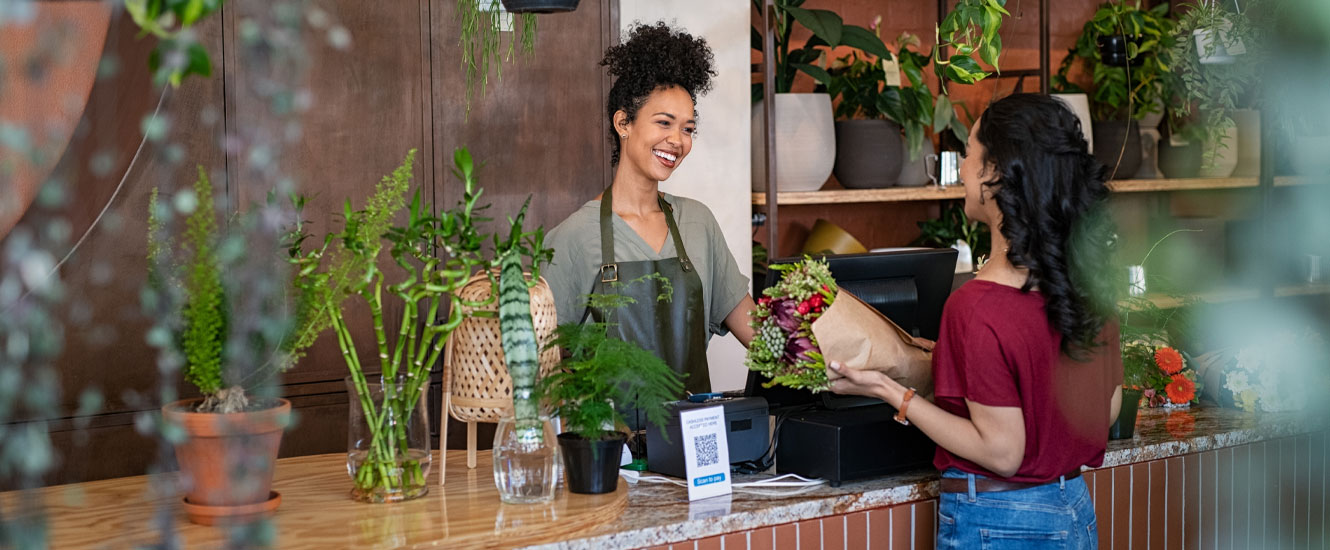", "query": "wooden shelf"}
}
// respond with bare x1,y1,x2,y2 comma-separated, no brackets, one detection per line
1123,283,1330,311
752,176,1324,206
